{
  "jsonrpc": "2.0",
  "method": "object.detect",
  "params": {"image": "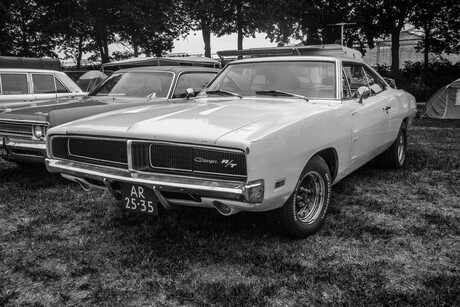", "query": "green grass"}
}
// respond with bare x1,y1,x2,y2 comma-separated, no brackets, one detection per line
1,118,459,306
